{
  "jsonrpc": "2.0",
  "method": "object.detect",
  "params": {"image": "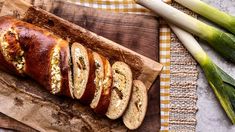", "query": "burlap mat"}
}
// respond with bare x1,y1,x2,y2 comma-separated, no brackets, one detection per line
168,2,198,131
